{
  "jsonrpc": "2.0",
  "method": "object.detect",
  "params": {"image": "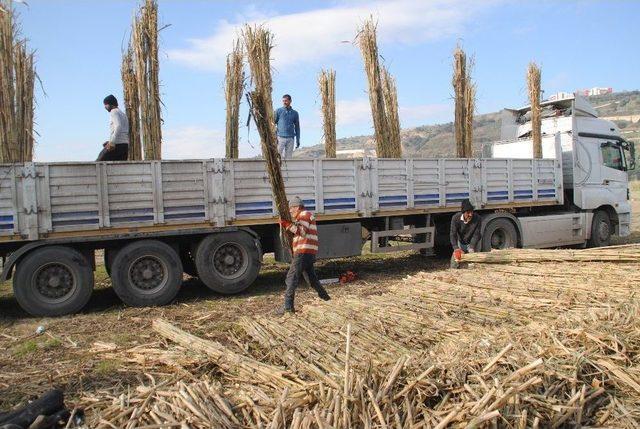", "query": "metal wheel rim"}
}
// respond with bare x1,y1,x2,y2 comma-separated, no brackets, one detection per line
31,262,77,304
596,221,610,242
128,255,169,294
212,242,248,280
491,229,509,249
